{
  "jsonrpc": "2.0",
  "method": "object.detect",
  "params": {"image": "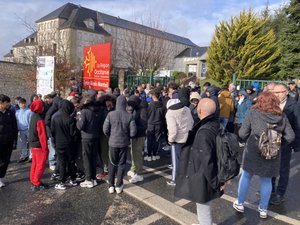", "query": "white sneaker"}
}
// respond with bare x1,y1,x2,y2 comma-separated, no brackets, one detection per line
80,180,94,188
233,200,244,213
115,185,124,194
49,165,56,171
108,186,115,194
155,155,160,160
162,145,171,151
258,206,268,219
93,180,97,186
55,183,66,190
127,170,135,178
129,174,144,183
0,178,5,188
144,156,152,162
152,156,157,161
